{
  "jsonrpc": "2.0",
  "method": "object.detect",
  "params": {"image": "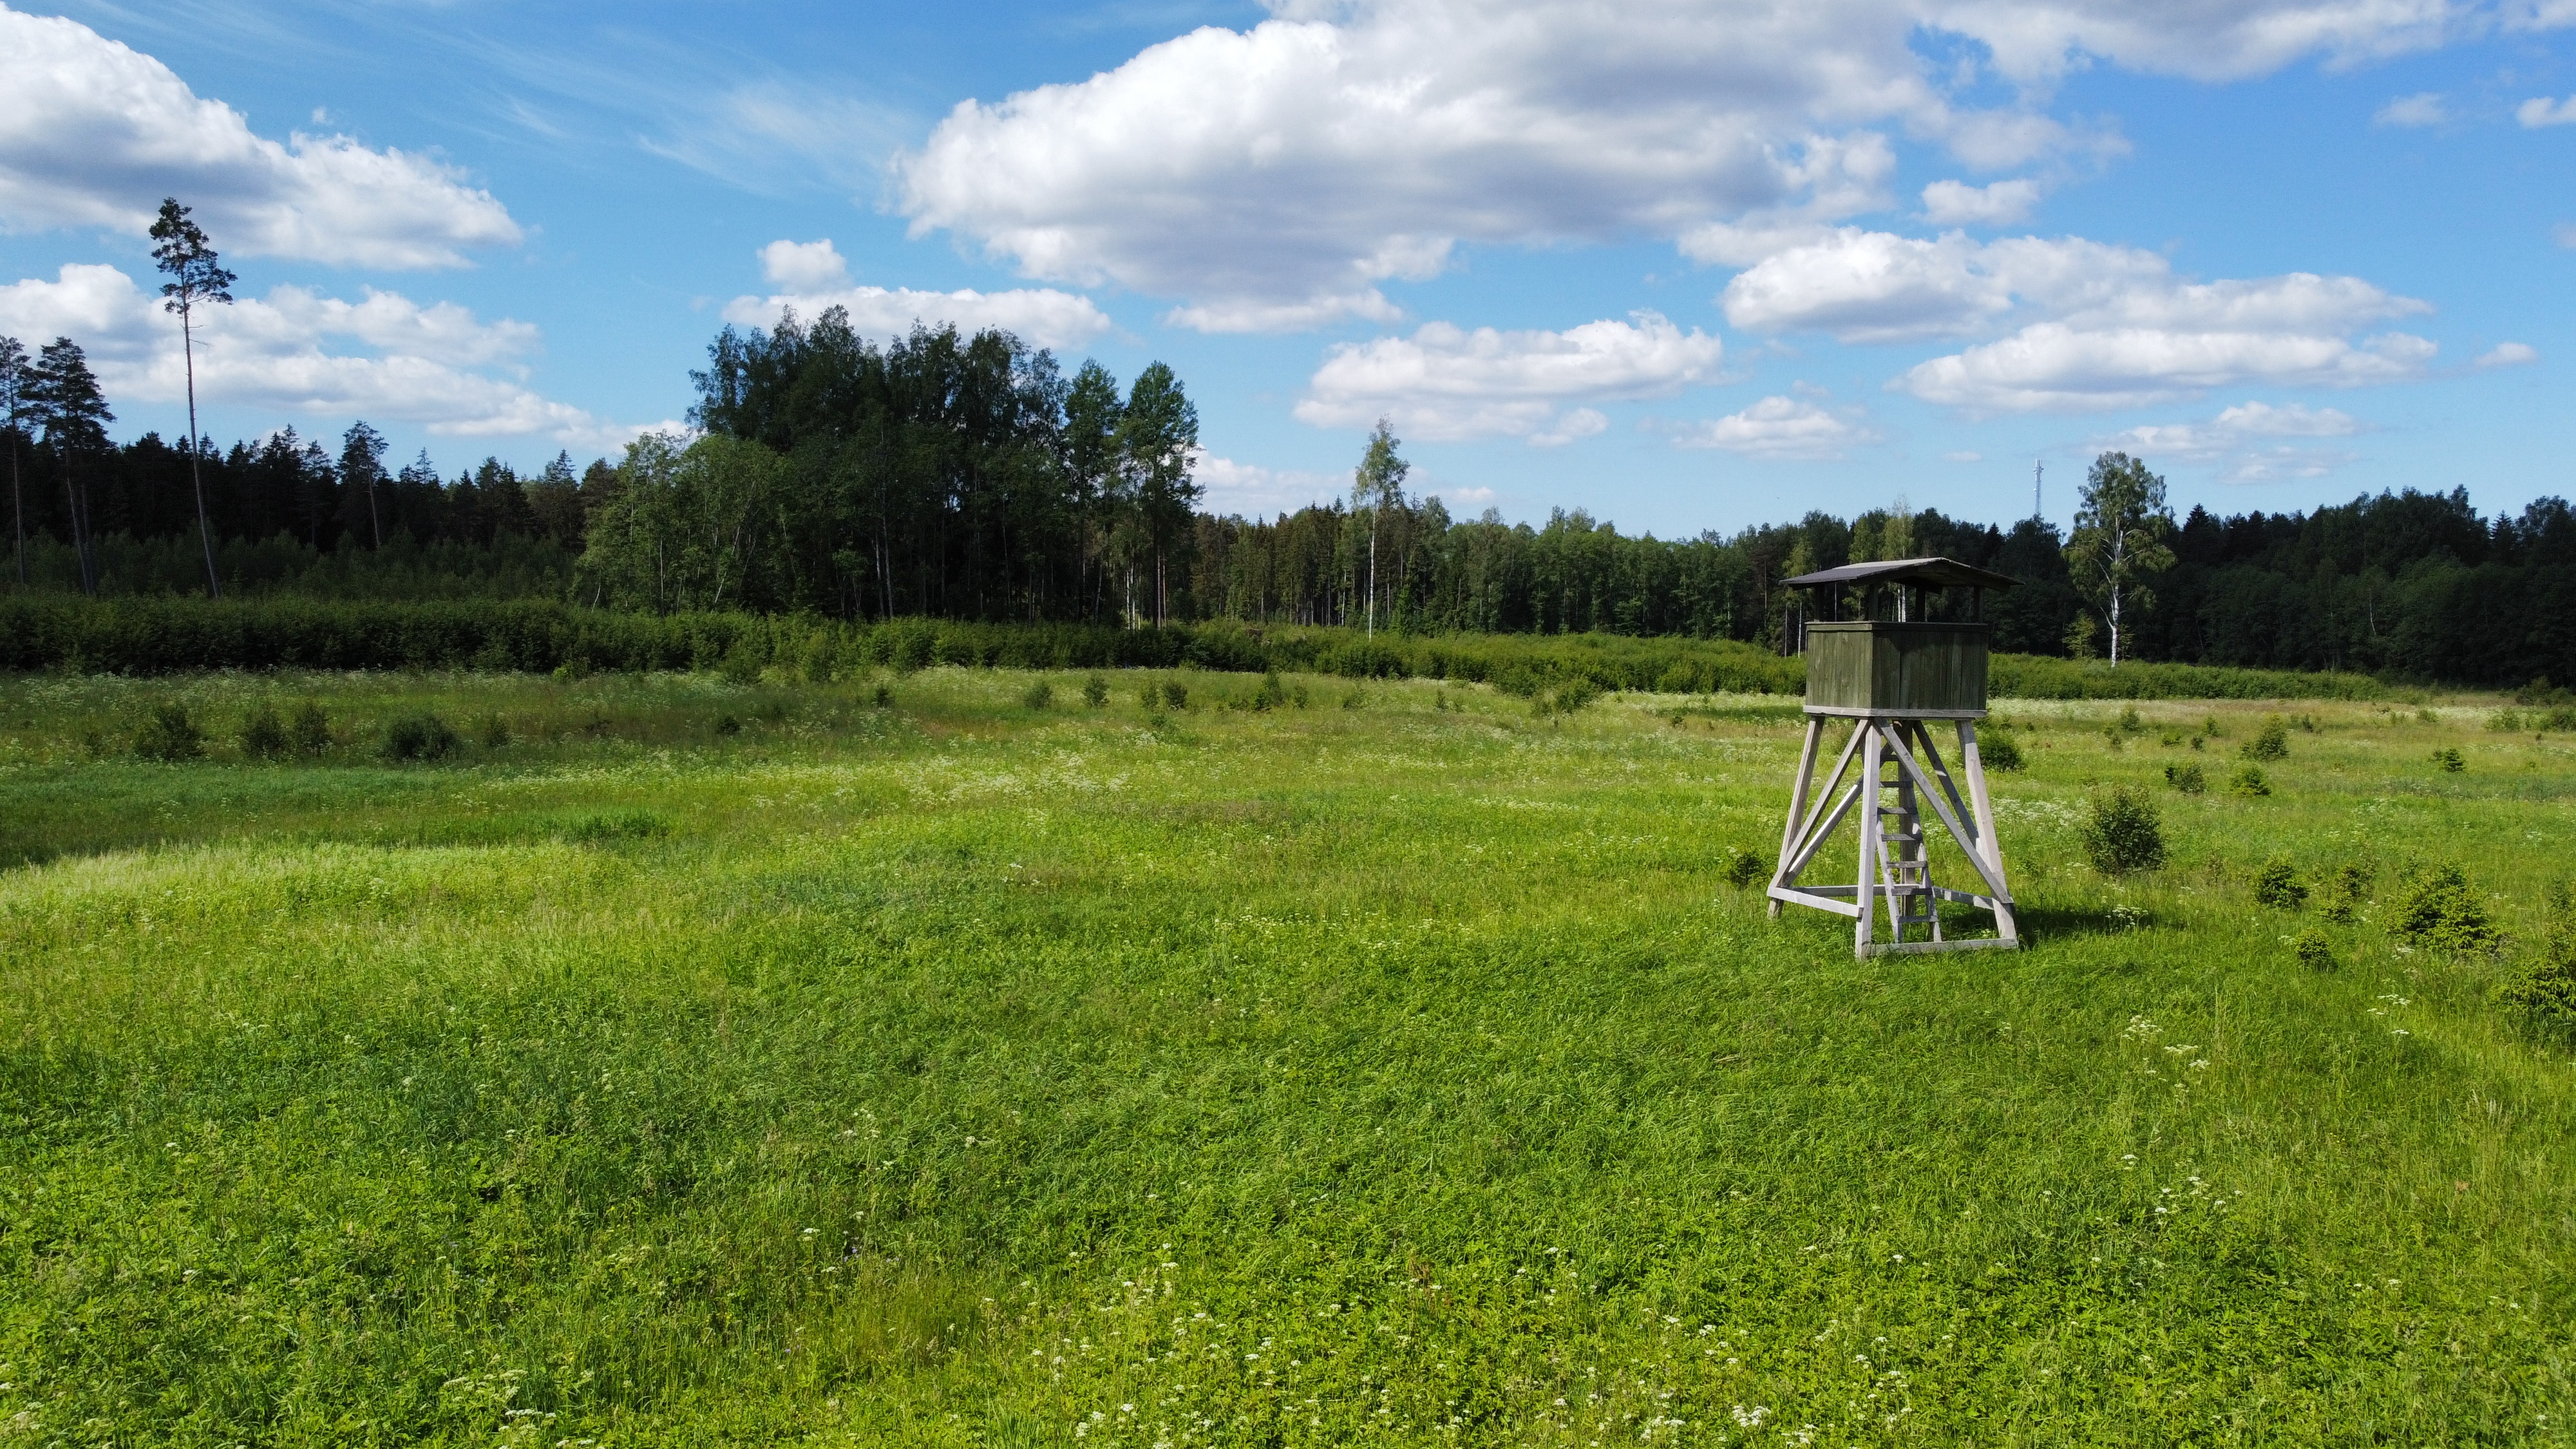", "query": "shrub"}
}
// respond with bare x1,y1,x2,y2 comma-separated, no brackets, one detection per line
131,702,205,762
2189,734,2206,752
381,712,460,762
2241,716,2290,761
478,714,512,749
240,702,290,762
1341,687,1367,710
289,701,331,756
715,713,743,737
1722,848,1770,889
1162,681,1189,711
2432,746,2465,773
871,683,894,708
1979,731,2023,771
2486,710,2523,733
2320,864,2372,924
2252,855,2308,909
2229,763,2272,797
1022,681,1055,710
1548,679,1602,714
2499,882,2576,1033
2079,784,2166,876
2291,929,2336,971
2163,761,2205,794
1082,674,1110,706
2394,864,2499,954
